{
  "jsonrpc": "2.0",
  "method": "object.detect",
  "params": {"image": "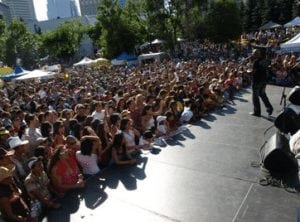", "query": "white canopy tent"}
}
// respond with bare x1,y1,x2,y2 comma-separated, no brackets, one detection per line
259,21,282,30
73,57,94,66
138,52,169,64
15,70,56,81
284,17,300,28
280,32,300,52
139,42,150,49
151,39,165,44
